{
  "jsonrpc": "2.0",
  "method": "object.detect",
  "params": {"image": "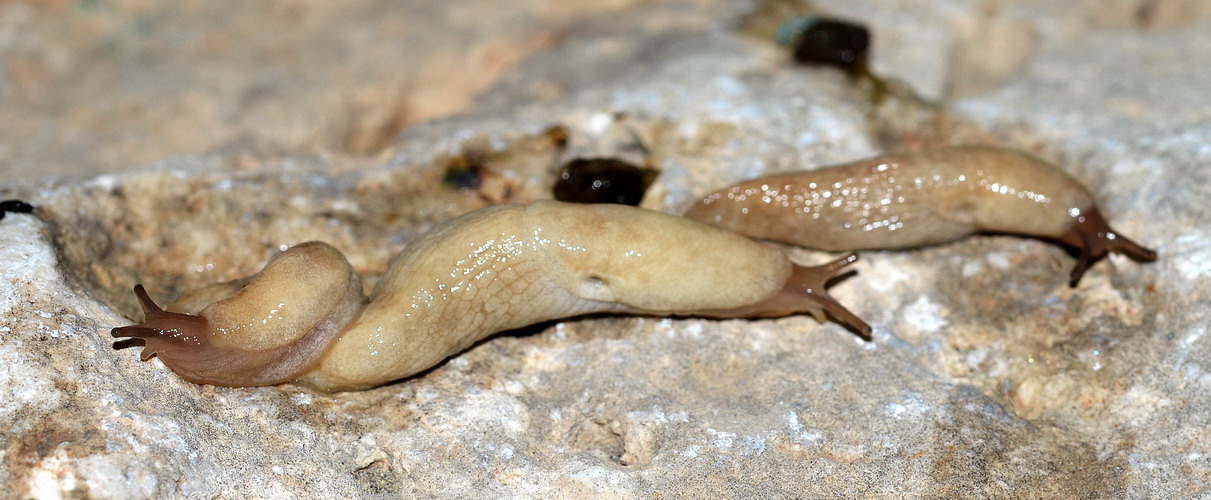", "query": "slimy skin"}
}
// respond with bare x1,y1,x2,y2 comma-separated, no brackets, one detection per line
113,201,869,392
684,146,1157,286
